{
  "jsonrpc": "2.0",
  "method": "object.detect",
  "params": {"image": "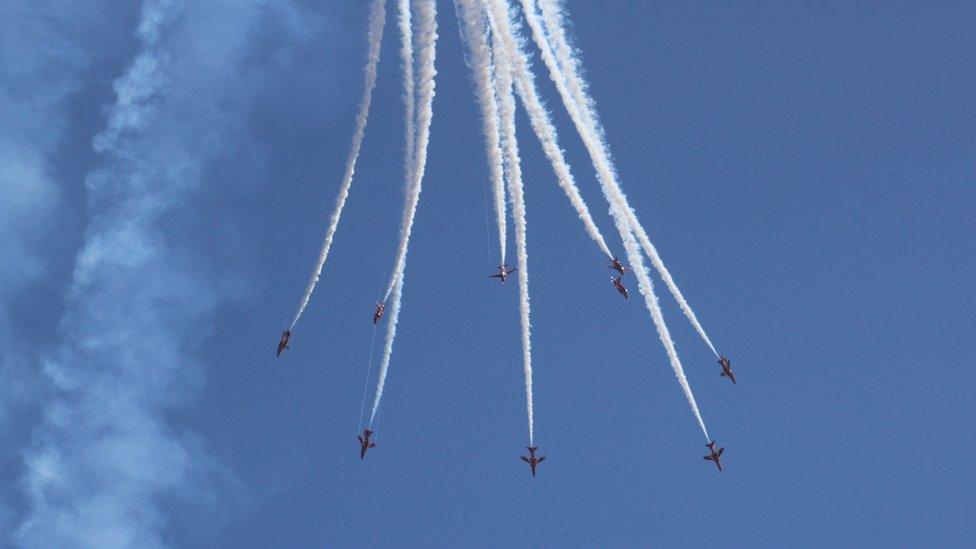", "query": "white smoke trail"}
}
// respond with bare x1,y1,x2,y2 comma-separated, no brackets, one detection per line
628,219,718,356
398,0,416,210
532,0,718,357
371,0,438,424
382,0,422,304
457,0,508,265
513,0,711,439
482,0,534,443
479,1,612,260
288,0,387,331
